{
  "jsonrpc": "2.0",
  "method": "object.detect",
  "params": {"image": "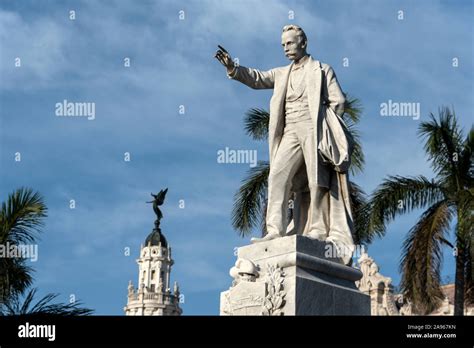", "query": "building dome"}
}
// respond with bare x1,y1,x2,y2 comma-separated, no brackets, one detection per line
125,189,182,316
144,229,167,248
